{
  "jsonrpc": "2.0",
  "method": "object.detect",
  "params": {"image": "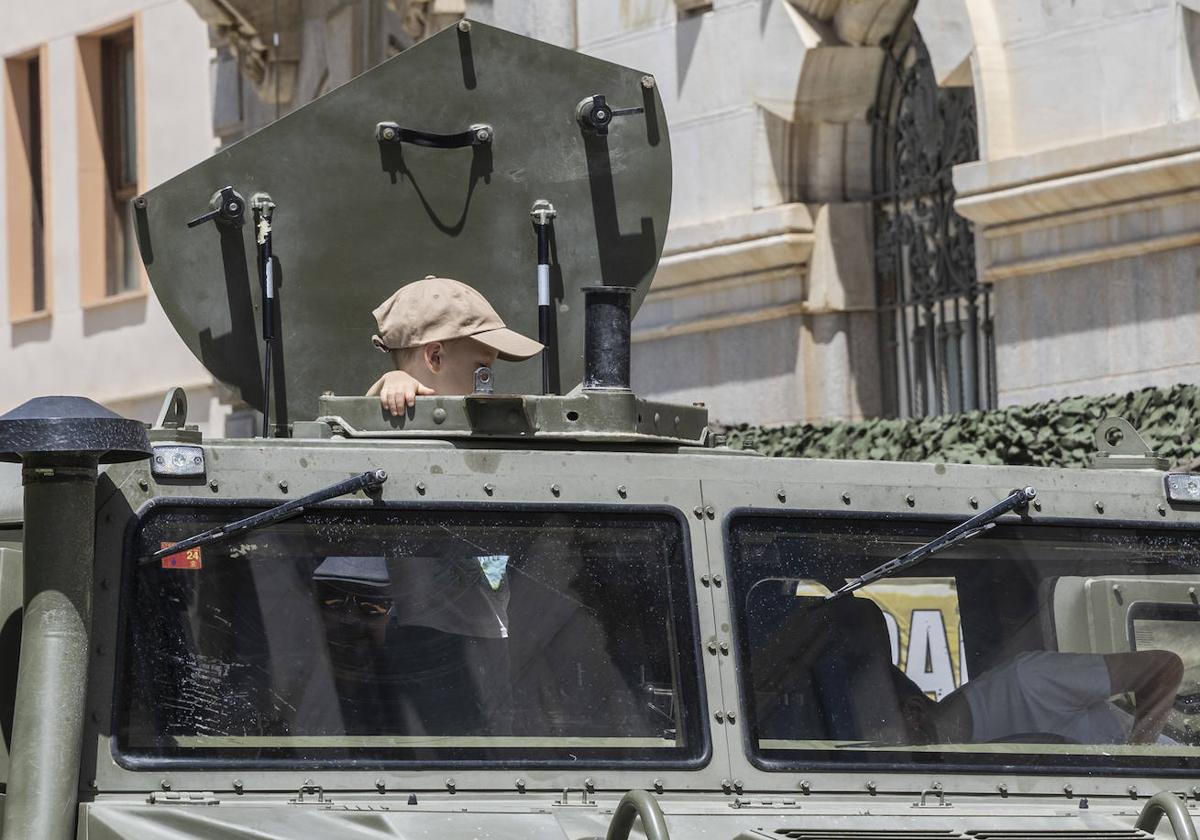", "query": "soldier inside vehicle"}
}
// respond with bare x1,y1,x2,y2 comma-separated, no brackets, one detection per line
734,516,1200,765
